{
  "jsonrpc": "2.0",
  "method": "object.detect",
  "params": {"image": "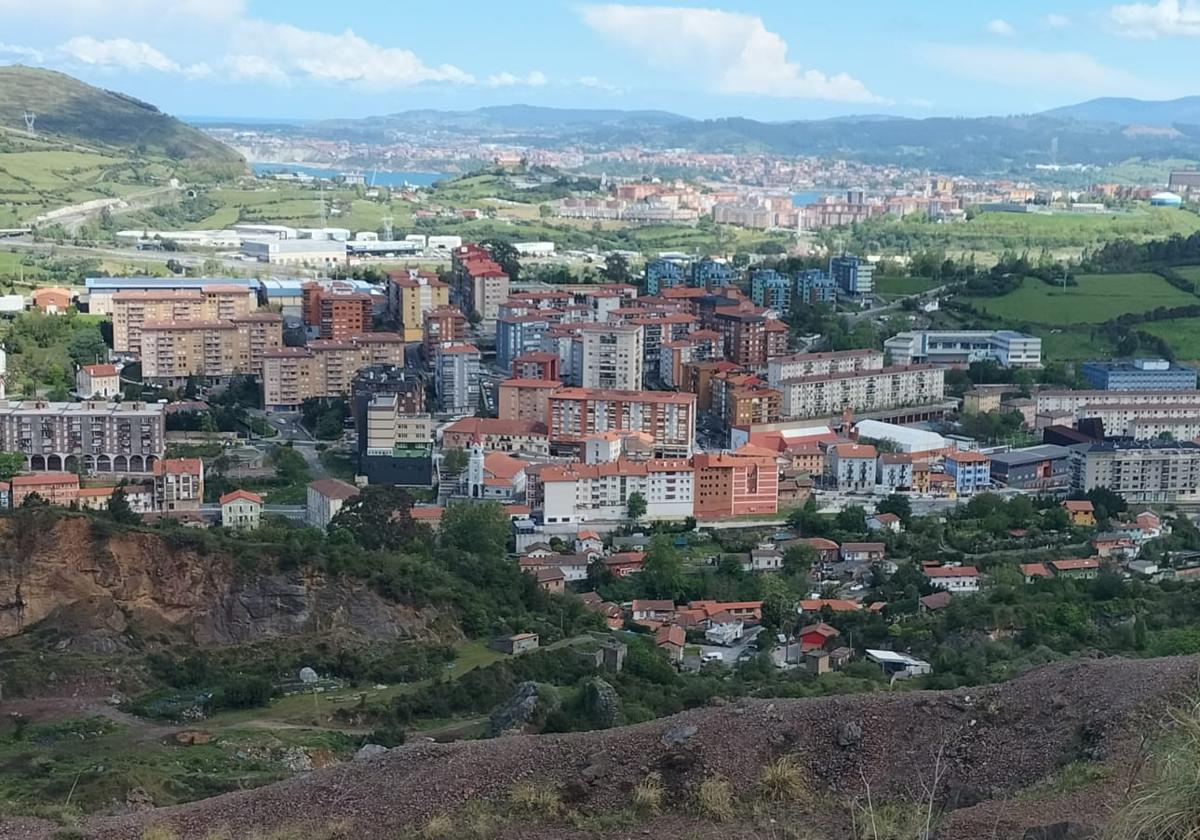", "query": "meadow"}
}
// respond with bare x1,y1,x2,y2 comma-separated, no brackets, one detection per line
965,273,1197,325
874,275,942,296
1140,318,1200,361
